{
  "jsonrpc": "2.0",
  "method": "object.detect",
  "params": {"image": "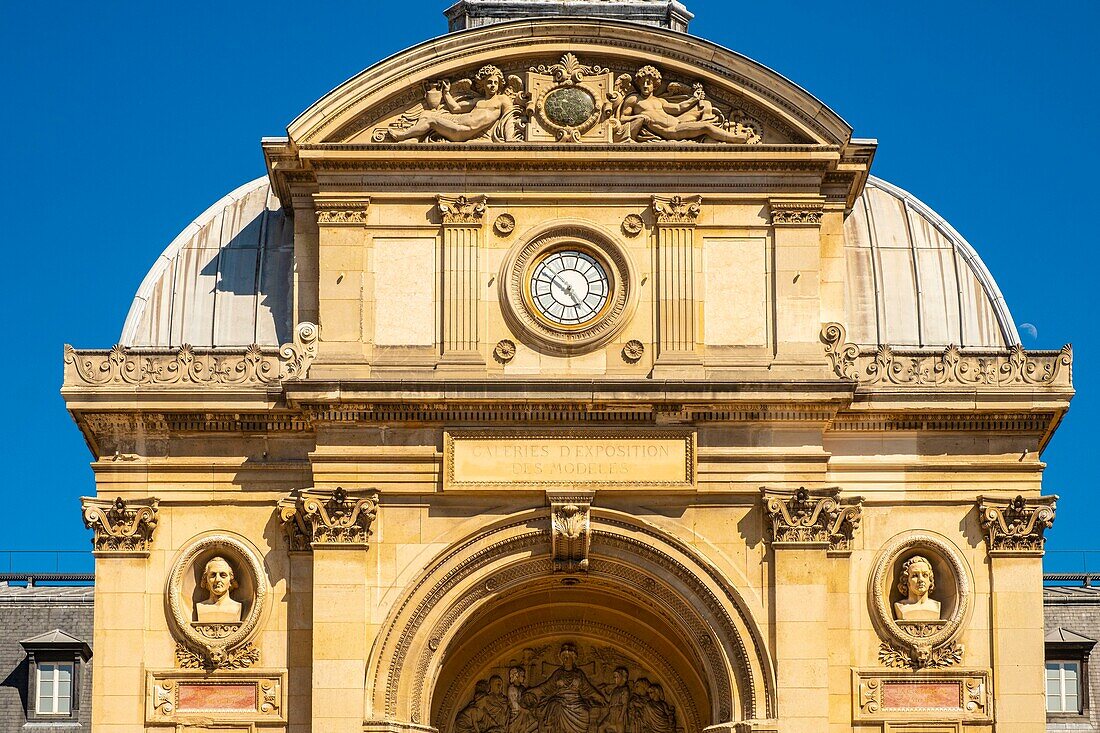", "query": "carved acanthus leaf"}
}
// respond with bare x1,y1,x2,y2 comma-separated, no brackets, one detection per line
762,487,862,551
279,487,380,547
531,53,609,84
978,494,1057,554
548,491,594,573
438,195,488,225
175,641,259,671
878,640,963,670
81,496,159,553
315,197,370,225
821,322,1073,388
770,201,824,225
64,322,319,388
652,195,702,225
